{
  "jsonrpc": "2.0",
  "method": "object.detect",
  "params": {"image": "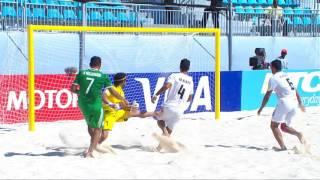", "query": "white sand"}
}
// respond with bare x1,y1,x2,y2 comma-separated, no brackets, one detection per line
1,108,320,179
